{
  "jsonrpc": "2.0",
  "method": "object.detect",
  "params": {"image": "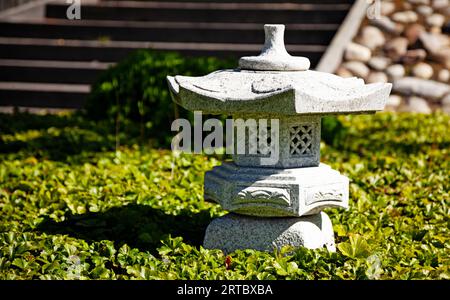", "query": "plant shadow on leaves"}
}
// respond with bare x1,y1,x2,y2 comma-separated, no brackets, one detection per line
0,112,148,162
37,204,213,254
0,130,109,161
336,131,450,155
323,114,450,156
0,112,112,161
0,111,81,134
